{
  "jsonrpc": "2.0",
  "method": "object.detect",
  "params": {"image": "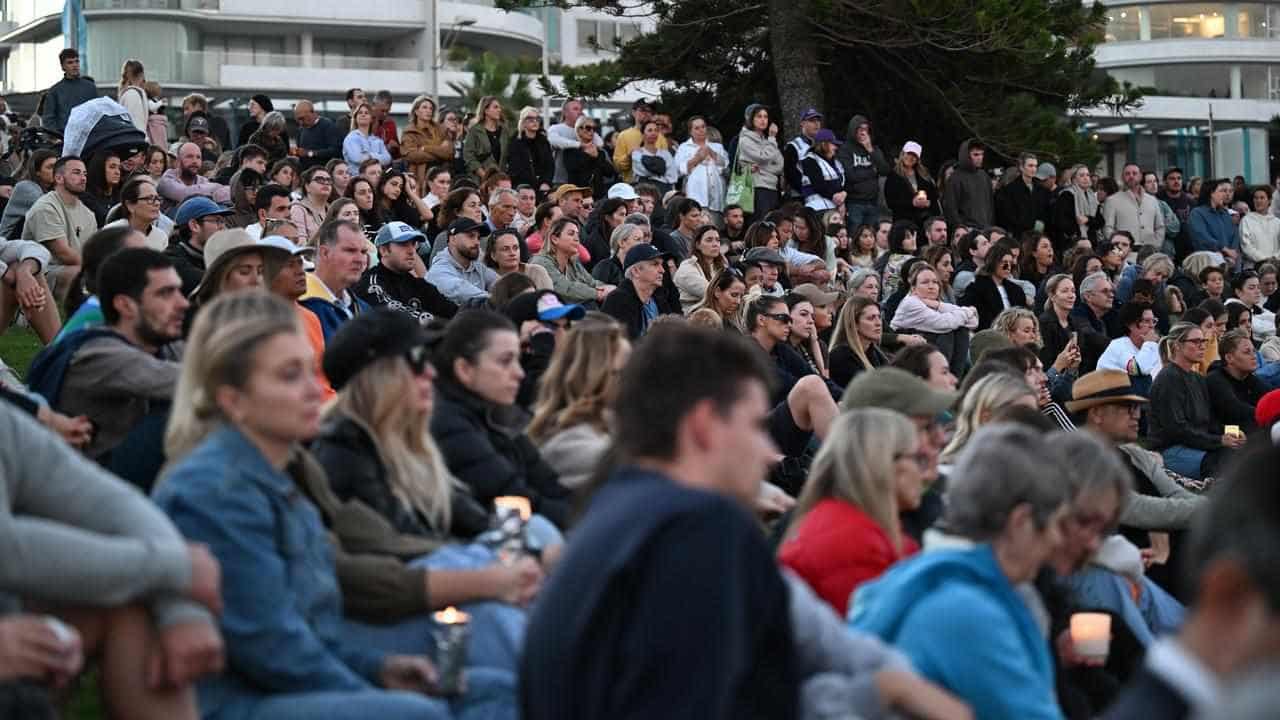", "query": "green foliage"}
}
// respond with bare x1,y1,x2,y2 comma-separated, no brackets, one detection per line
447,51,539,118
502,0,1140,167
